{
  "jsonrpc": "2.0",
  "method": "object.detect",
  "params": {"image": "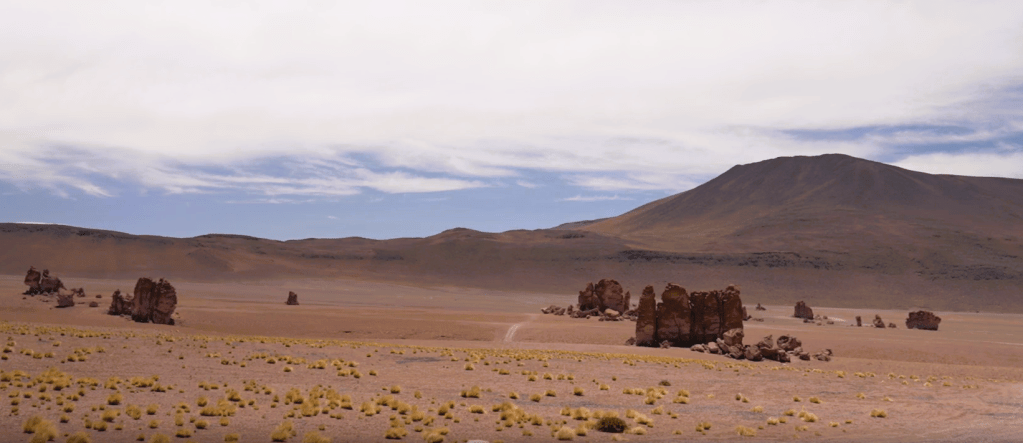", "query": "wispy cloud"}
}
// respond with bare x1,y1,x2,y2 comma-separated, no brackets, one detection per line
515,180,539,189
0,1,1022,198
561,194,635,202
